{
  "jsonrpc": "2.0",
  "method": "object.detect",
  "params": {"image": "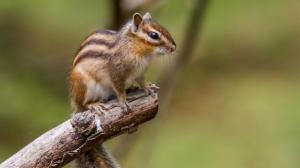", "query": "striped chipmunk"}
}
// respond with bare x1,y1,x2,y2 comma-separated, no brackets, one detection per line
70,12,176,168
